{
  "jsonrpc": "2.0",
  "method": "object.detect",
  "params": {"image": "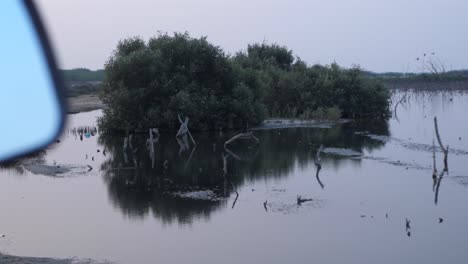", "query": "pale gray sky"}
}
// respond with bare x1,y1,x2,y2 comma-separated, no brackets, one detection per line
36,0,468,72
